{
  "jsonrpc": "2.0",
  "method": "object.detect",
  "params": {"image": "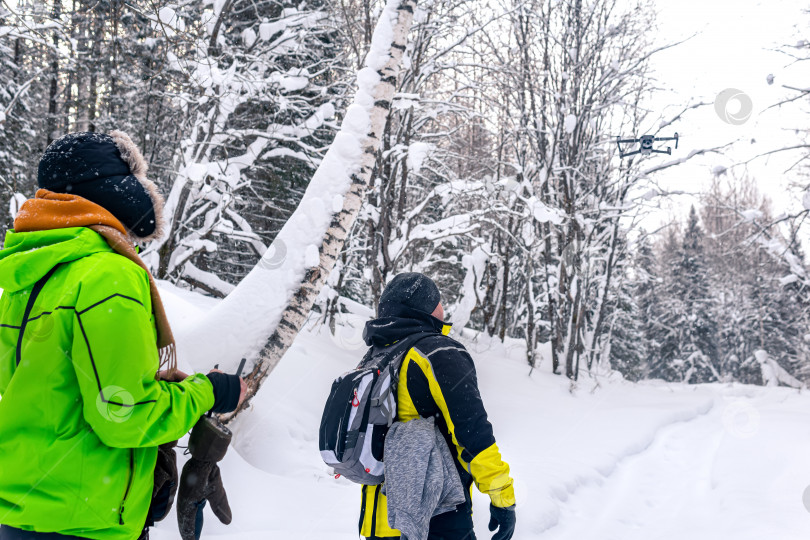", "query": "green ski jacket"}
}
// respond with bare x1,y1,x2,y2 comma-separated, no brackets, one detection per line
0,227,215,540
